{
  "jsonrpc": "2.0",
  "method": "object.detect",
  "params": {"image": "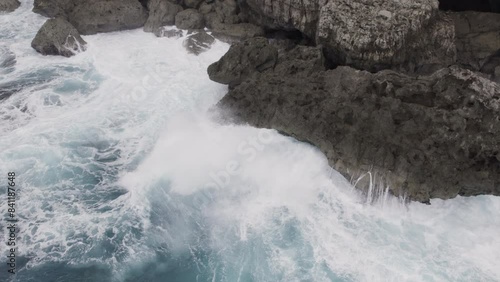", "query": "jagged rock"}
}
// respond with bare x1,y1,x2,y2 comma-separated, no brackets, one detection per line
68,0,147,35
183,31,215,54
31,18,86,57
144,0,183,33
211,22,264,42
209,38,500,203
0,0,20,12
175,8,204,29
154,27,183,38
208,37,277,86
450,11,500,71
